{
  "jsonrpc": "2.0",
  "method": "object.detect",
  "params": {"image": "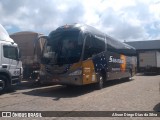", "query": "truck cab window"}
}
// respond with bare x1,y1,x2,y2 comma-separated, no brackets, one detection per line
3,46,18,60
